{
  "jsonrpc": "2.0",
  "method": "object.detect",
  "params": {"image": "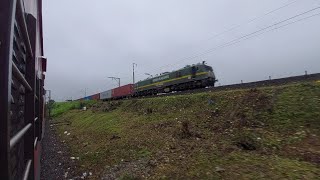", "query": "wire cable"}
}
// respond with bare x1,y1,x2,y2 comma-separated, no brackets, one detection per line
205,0,300,41
143,6,320,74
135,0,302,75
200,12,320,60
